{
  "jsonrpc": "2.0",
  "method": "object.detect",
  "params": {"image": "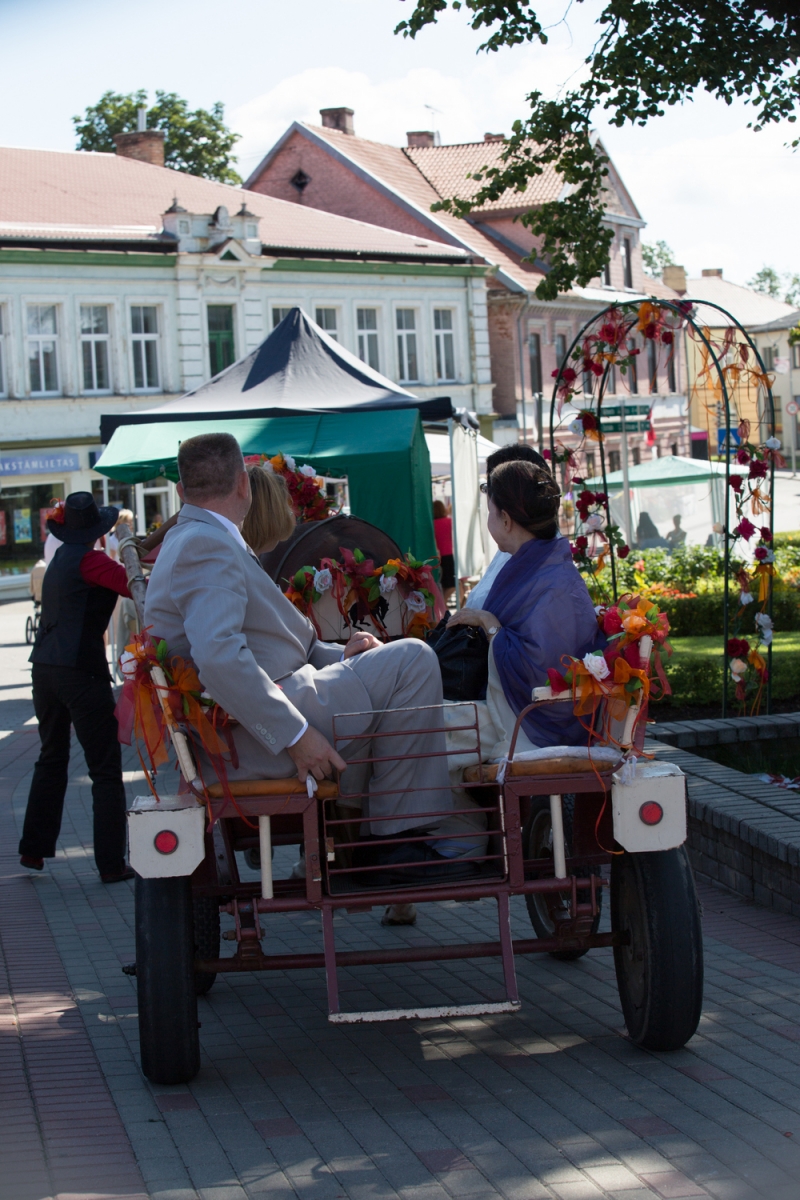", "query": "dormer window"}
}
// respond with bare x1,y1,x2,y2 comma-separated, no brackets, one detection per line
291,169,310,194
246,223,258,239
178,219,191,235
